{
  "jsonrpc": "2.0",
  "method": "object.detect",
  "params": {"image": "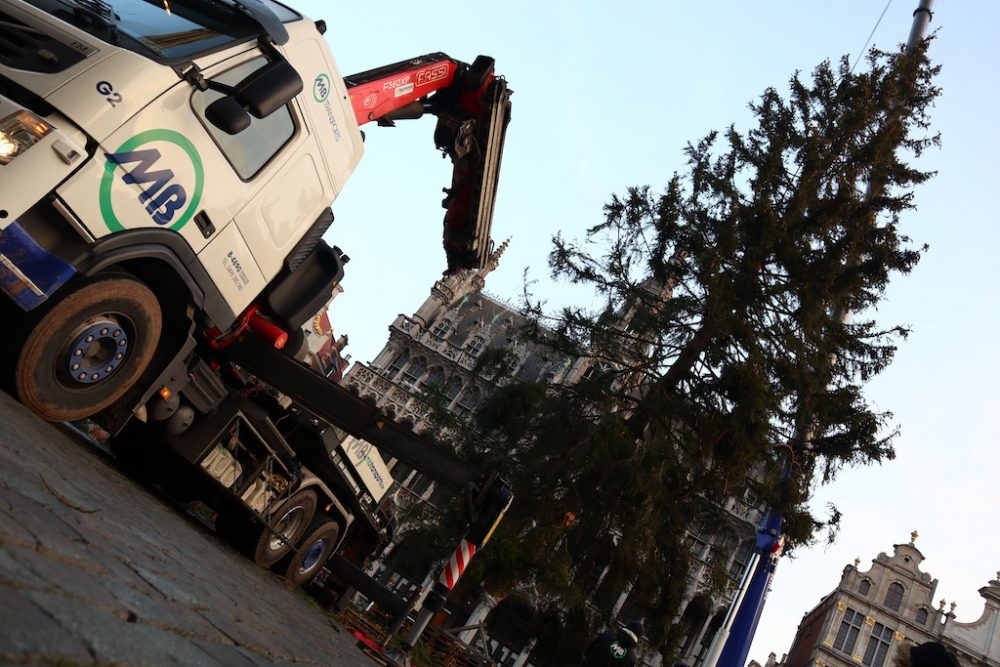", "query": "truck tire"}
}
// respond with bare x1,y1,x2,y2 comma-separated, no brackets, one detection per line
14,275,162,422
282,517,340,586
253,489,317,567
